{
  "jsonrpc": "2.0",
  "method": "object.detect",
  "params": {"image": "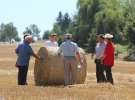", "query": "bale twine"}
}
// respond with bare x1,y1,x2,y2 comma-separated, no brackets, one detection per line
34,47,87,86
